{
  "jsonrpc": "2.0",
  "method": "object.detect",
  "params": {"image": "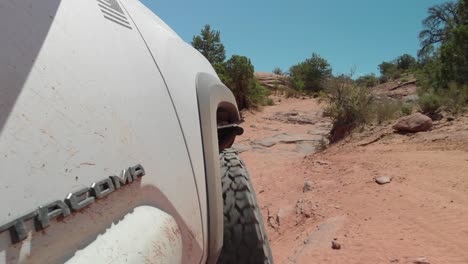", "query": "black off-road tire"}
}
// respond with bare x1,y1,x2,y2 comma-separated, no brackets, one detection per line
217,148,273,264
